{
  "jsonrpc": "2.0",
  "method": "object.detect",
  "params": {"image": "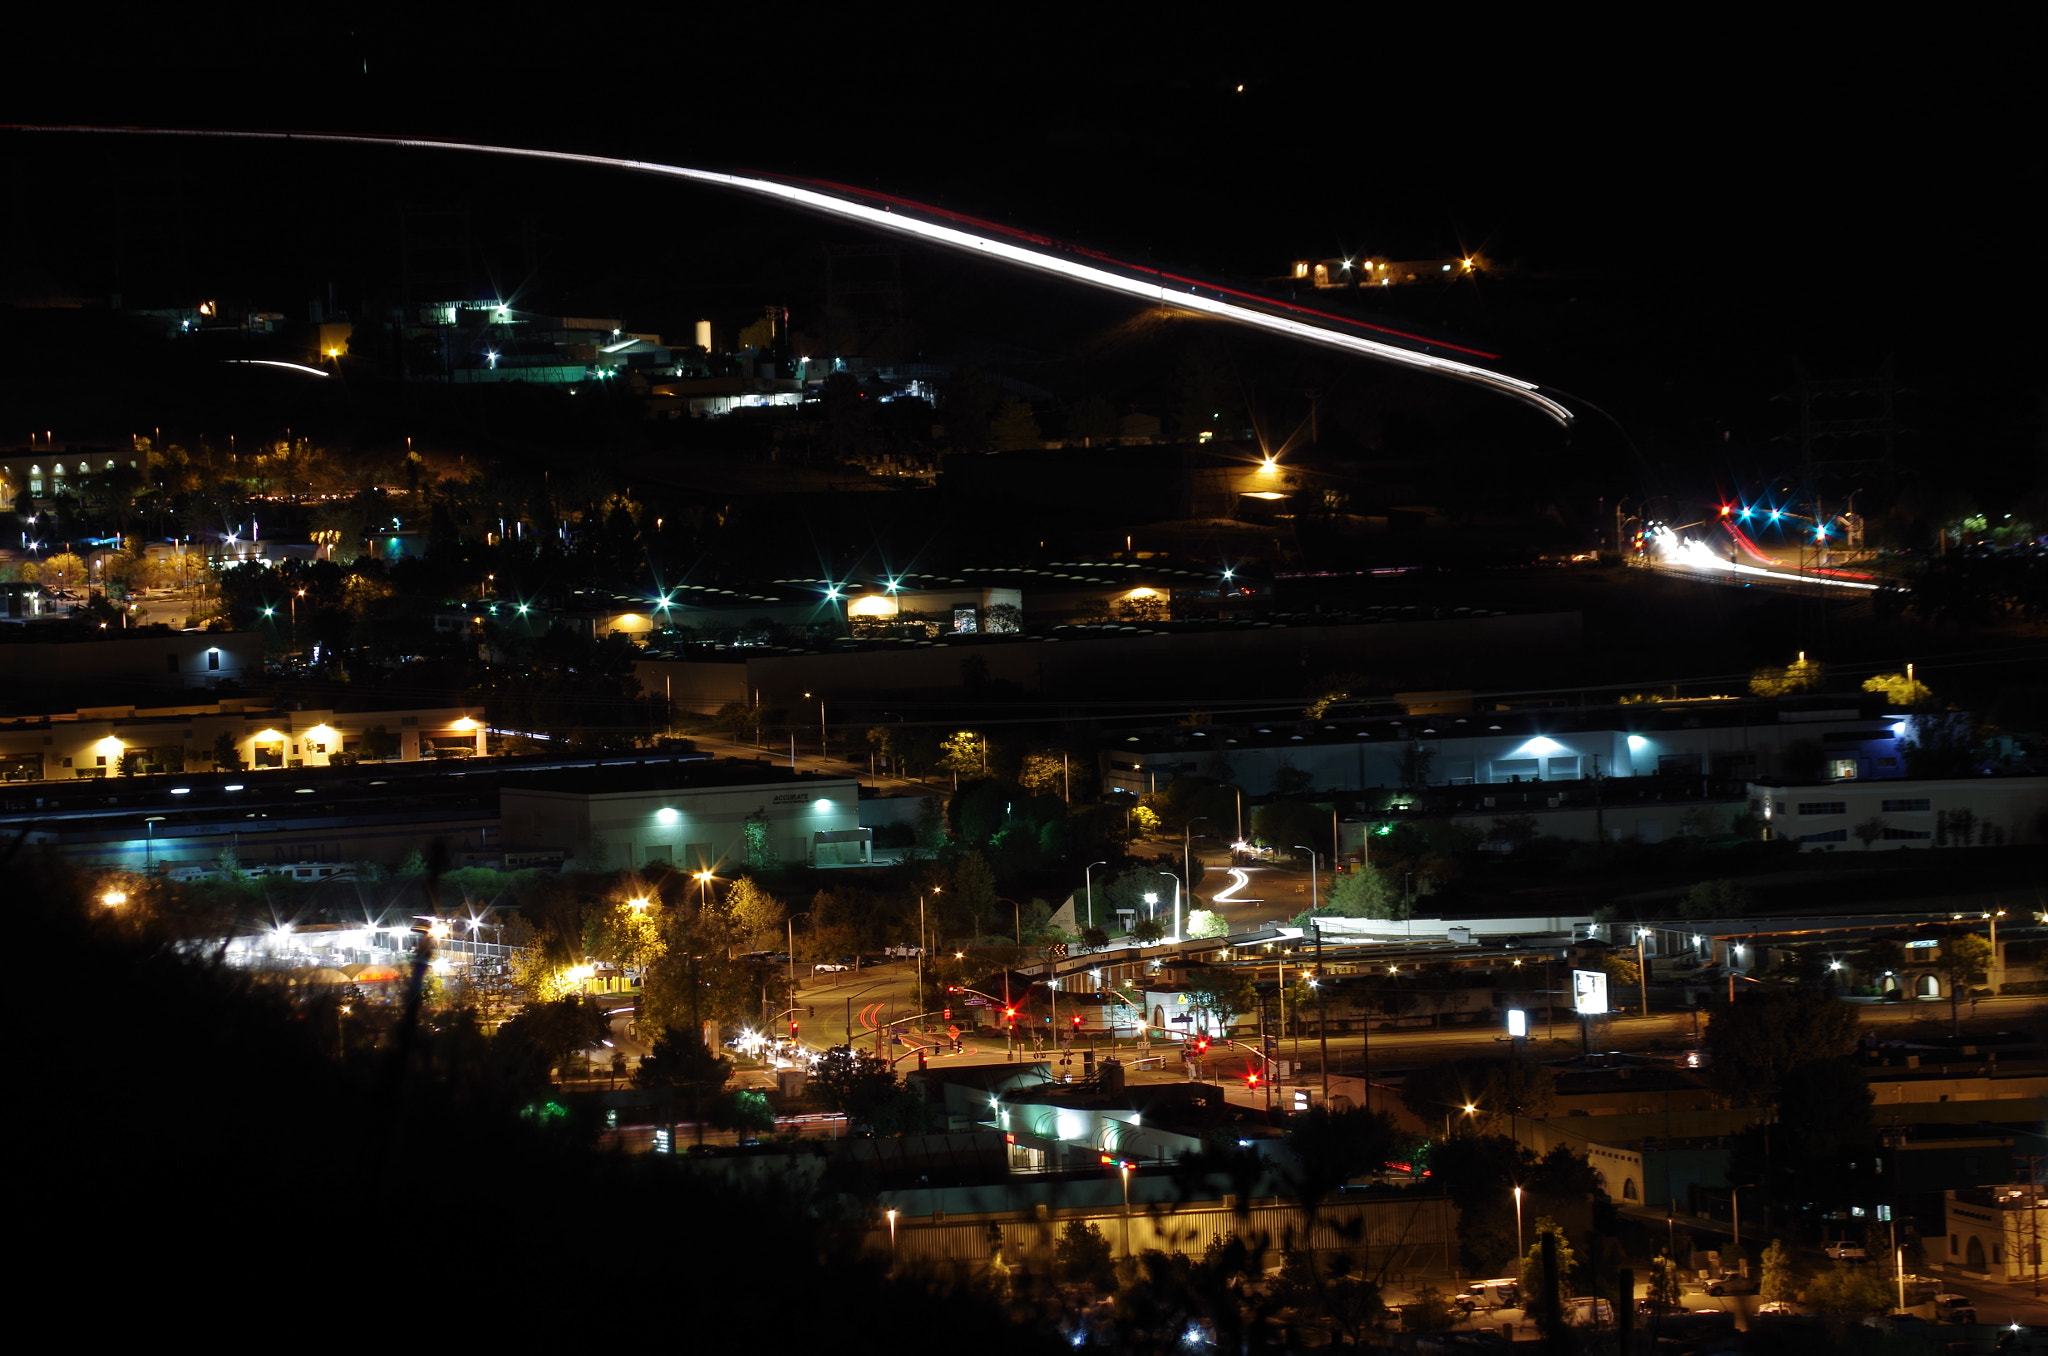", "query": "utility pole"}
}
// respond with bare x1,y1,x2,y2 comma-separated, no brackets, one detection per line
1314,923,1330,1104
